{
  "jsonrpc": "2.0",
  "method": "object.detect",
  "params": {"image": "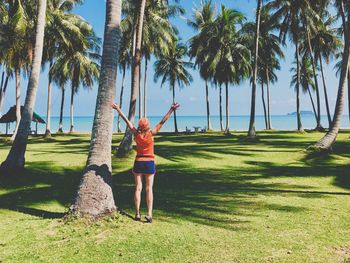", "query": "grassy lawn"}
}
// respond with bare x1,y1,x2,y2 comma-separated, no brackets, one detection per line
0,131,349,262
